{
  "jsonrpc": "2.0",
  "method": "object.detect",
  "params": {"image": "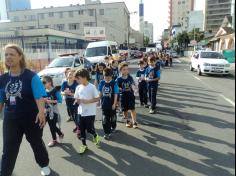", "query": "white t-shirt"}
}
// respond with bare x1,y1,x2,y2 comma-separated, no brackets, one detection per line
74,83,99,117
